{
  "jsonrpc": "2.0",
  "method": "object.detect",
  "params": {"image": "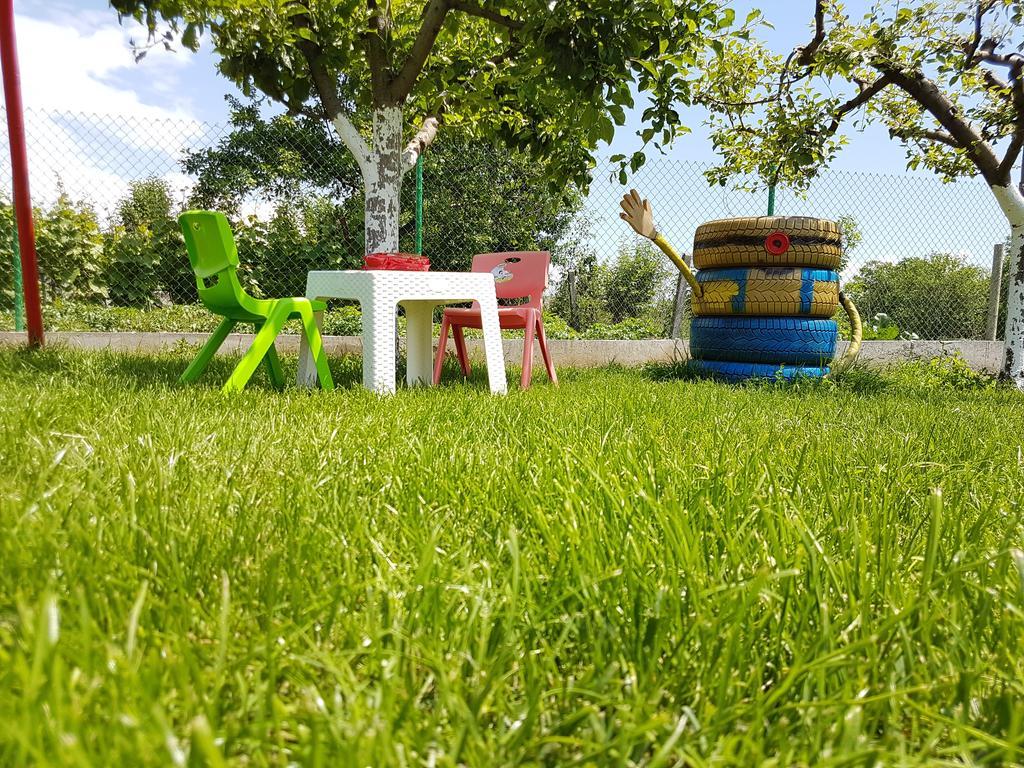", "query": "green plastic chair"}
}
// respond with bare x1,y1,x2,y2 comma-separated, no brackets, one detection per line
177,211,334,393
